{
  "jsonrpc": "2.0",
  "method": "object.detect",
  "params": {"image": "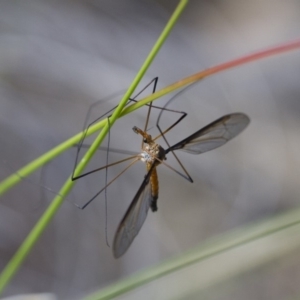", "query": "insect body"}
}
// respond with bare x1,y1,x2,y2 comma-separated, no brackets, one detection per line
134,126,166,211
